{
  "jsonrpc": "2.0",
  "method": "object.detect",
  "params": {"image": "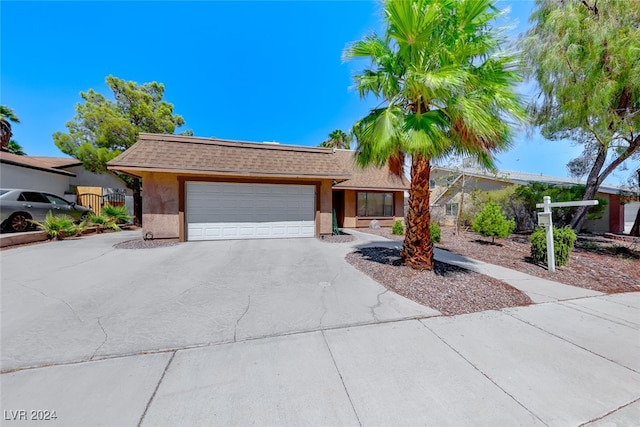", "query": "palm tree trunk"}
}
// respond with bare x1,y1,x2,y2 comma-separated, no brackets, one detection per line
401,153,433,270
